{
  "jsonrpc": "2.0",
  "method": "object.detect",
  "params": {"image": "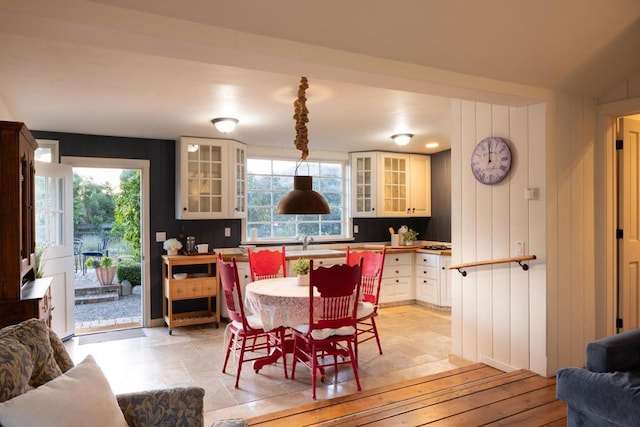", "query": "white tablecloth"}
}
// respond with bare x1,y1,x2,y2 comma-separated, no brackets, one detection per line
245,277,321,331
